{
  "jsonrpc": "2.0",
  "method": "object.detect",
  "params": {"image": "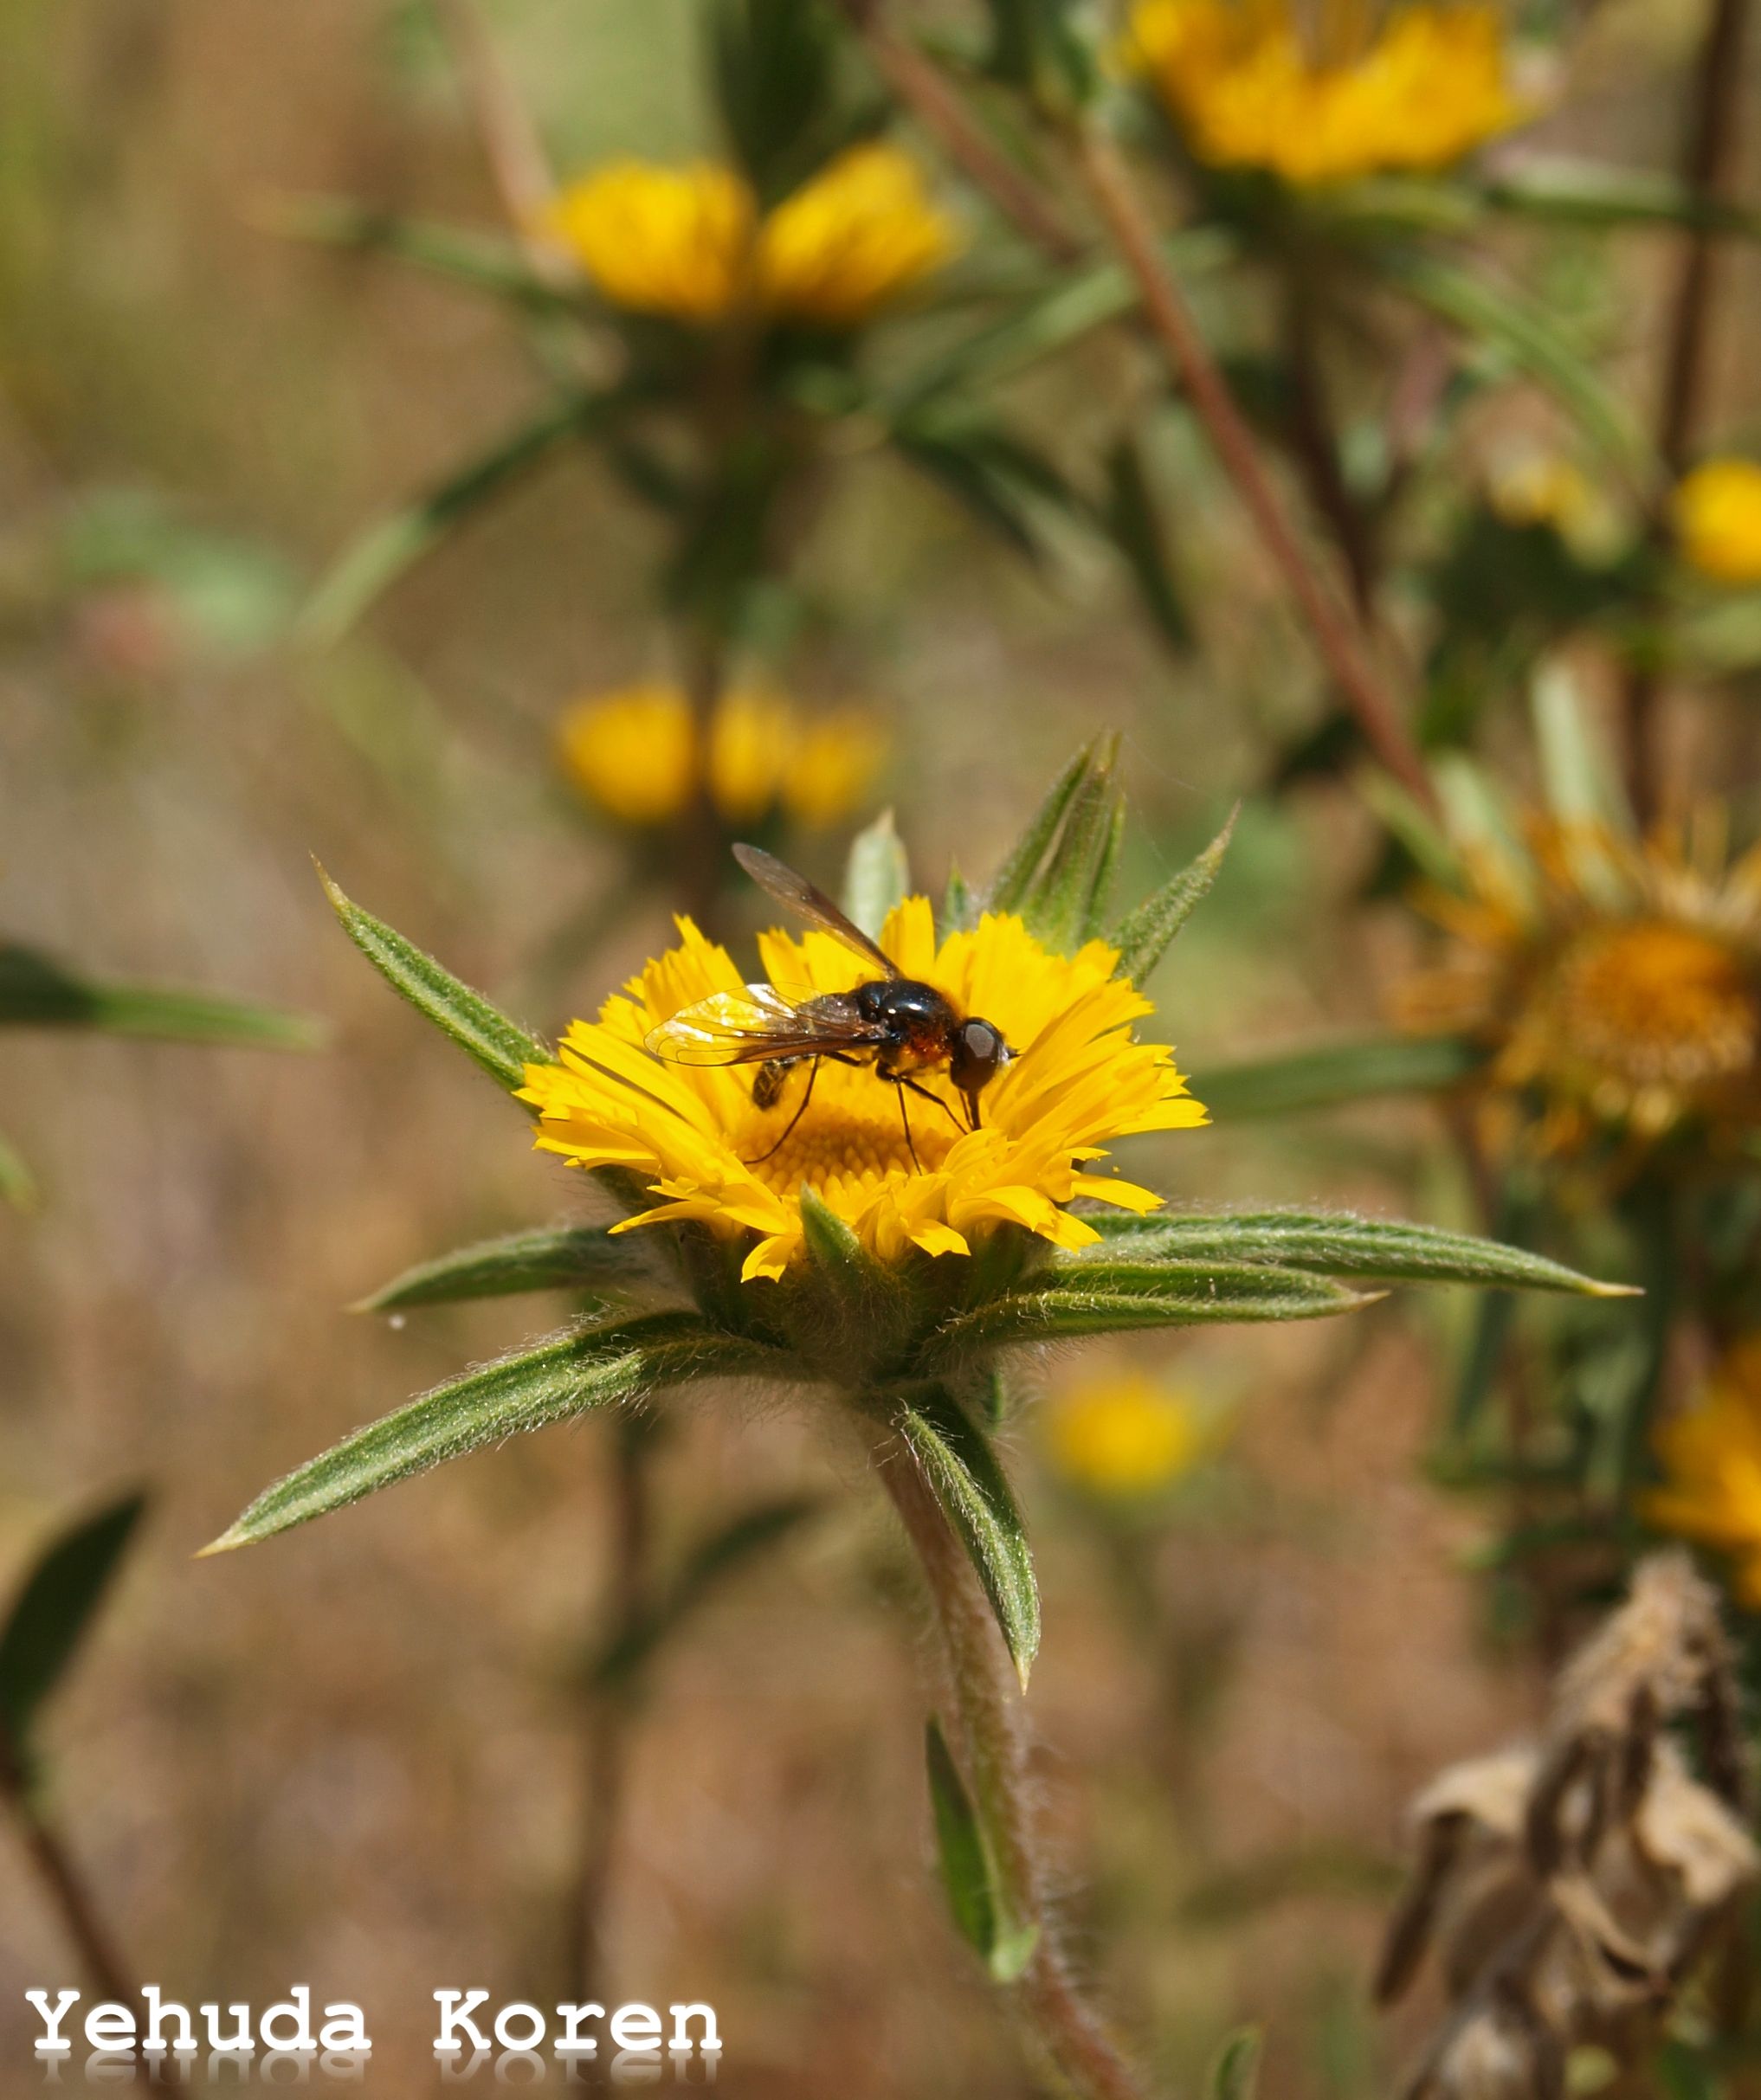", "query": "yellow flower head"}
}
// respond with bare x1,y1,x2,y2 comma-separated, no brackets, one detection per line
543,162,754,324
557,684,697,826
1673,459,1761,586
1399,811,1761,1153
1648,1341,1761,1607
558,686,887,832
543,145,955,330
1127,0,1528,184
518,905,1206,1282
757,144,959,328
1043,1372,1221,1498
